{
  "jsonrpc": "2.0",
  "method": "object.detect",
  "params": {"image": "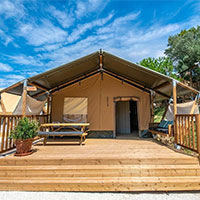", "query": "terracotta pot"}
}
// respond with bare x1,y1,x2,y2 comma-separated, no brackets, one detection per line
15,138,34,155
